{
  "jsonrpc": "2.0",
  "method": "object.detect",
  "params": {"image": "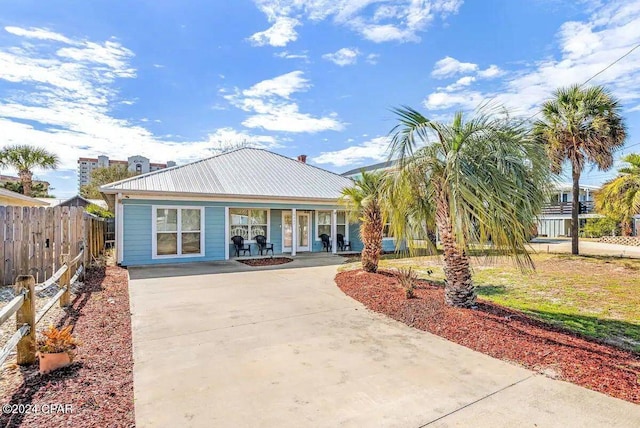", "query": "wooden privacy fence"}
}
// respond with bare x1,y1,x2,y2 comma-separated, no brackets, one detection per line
0,206,106,286
0,247,84,366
